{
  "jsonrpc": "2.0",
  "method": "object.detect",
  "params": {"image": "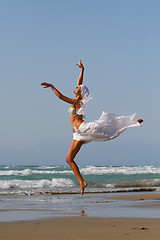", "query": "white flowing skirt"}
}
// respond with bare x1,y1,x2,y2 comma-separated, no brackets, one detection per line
73,112,141,143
